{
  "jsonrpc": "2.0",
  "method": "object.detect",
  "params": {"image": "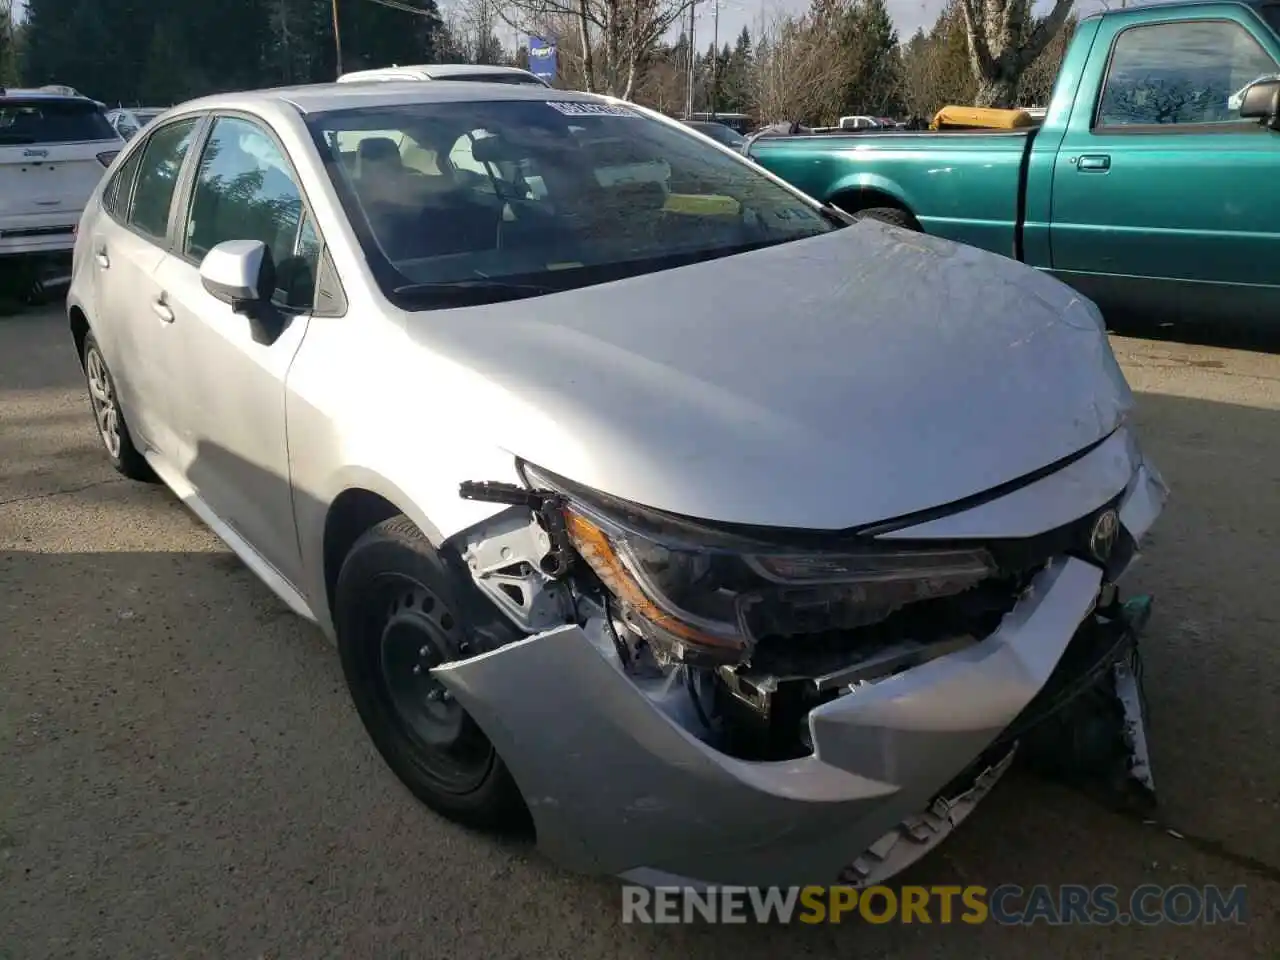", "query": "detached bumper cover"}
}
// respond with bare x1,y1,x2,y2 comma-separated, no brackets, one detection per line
439,558,1119,886
434,454,1167,888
